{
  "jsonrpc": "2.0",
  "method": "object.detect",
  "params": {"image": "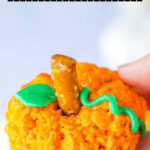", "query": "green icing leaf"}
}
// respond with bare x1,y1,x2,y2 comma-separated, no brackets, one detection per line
15,84,57,107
